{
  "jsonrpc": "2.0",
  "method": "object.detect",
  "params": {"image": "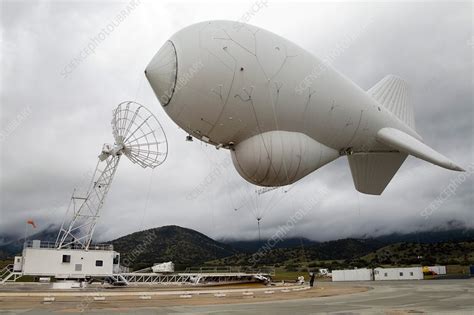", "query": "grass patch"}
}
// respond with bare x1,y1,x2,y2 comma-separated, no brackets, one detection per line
273,270,307,281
